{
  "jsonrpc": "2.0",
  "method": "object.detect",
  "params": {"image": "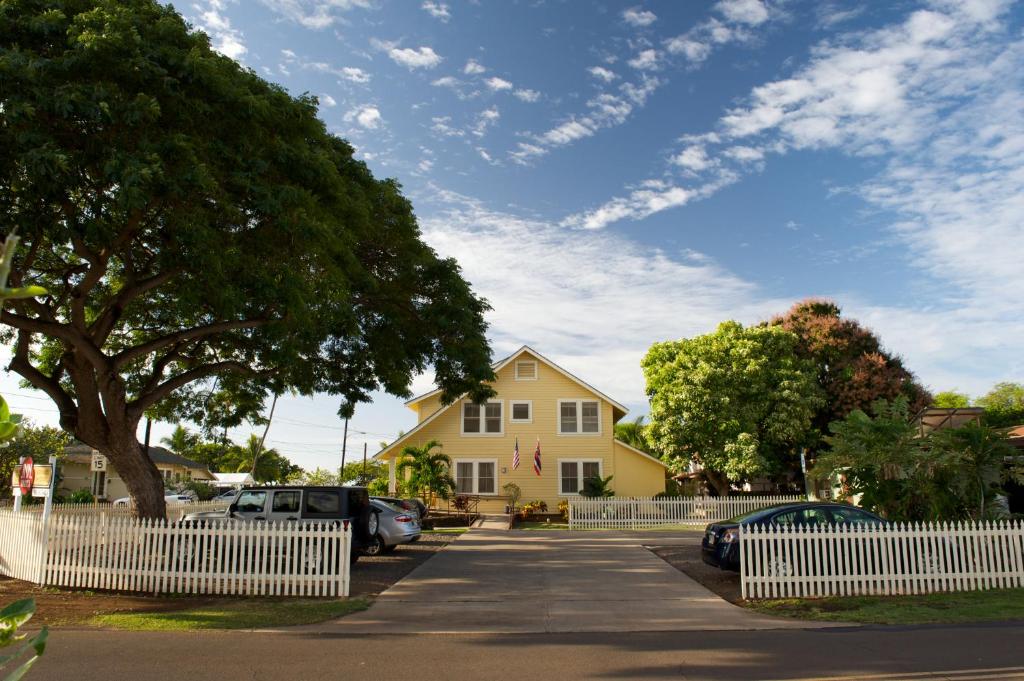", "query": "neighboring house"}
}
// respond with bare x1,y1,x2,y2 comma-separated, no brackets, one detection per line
60,443,215,501
212,472,255,489
375,346,668,512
